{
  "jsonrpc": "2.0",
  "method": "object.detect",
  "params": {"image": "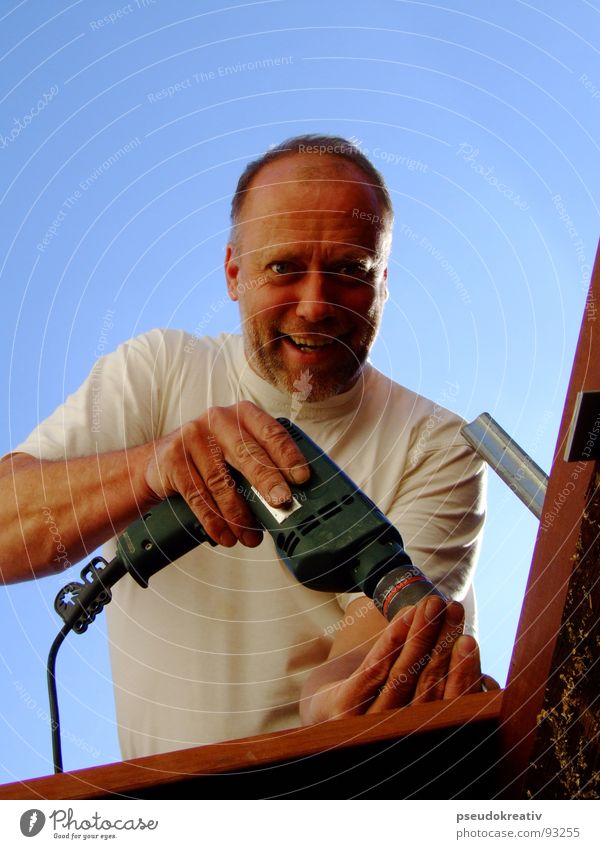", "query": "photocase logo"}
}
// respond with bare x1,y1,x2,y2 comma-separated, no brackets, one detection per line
19,810,46,837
